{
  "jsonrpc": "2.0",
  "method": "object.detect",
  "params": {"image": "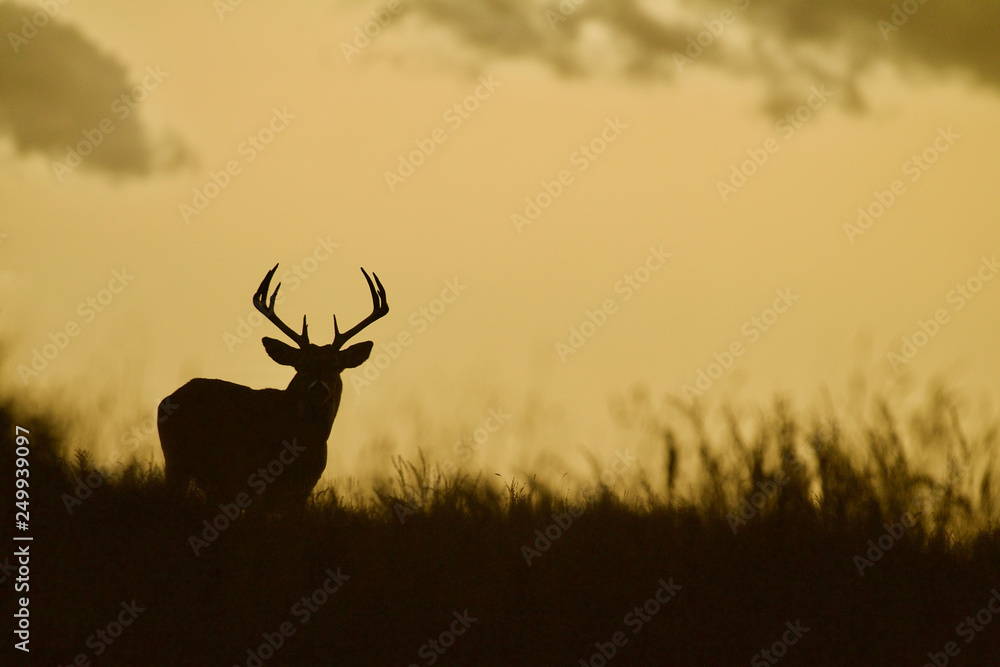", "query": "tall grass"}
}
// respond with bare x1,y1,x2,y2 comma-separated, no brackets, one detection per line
2,388,999,665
